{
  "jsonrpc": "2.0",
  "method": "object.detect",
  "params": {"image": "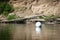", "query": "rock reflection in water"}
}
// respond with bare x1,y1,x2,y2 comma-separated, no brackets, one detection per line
0,23,60,40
